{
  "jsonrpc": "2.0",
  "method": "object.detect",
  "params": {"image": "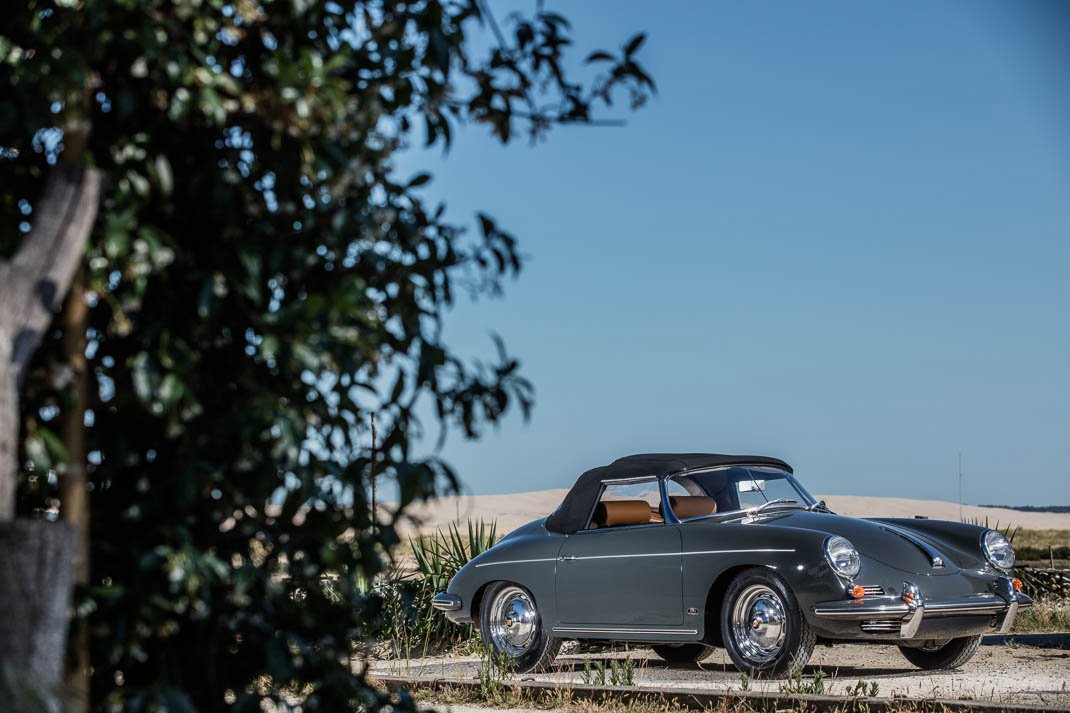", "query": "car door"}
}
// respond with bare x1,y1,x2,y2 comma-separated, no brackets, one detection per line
554,479,683,627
